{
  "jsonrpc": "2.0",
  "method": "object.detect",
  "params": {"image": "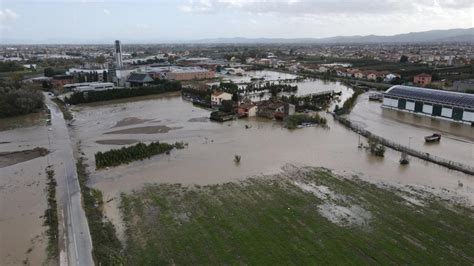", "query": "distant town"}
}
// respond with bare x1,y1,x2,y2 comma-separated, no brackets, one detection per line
1,33,474,265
